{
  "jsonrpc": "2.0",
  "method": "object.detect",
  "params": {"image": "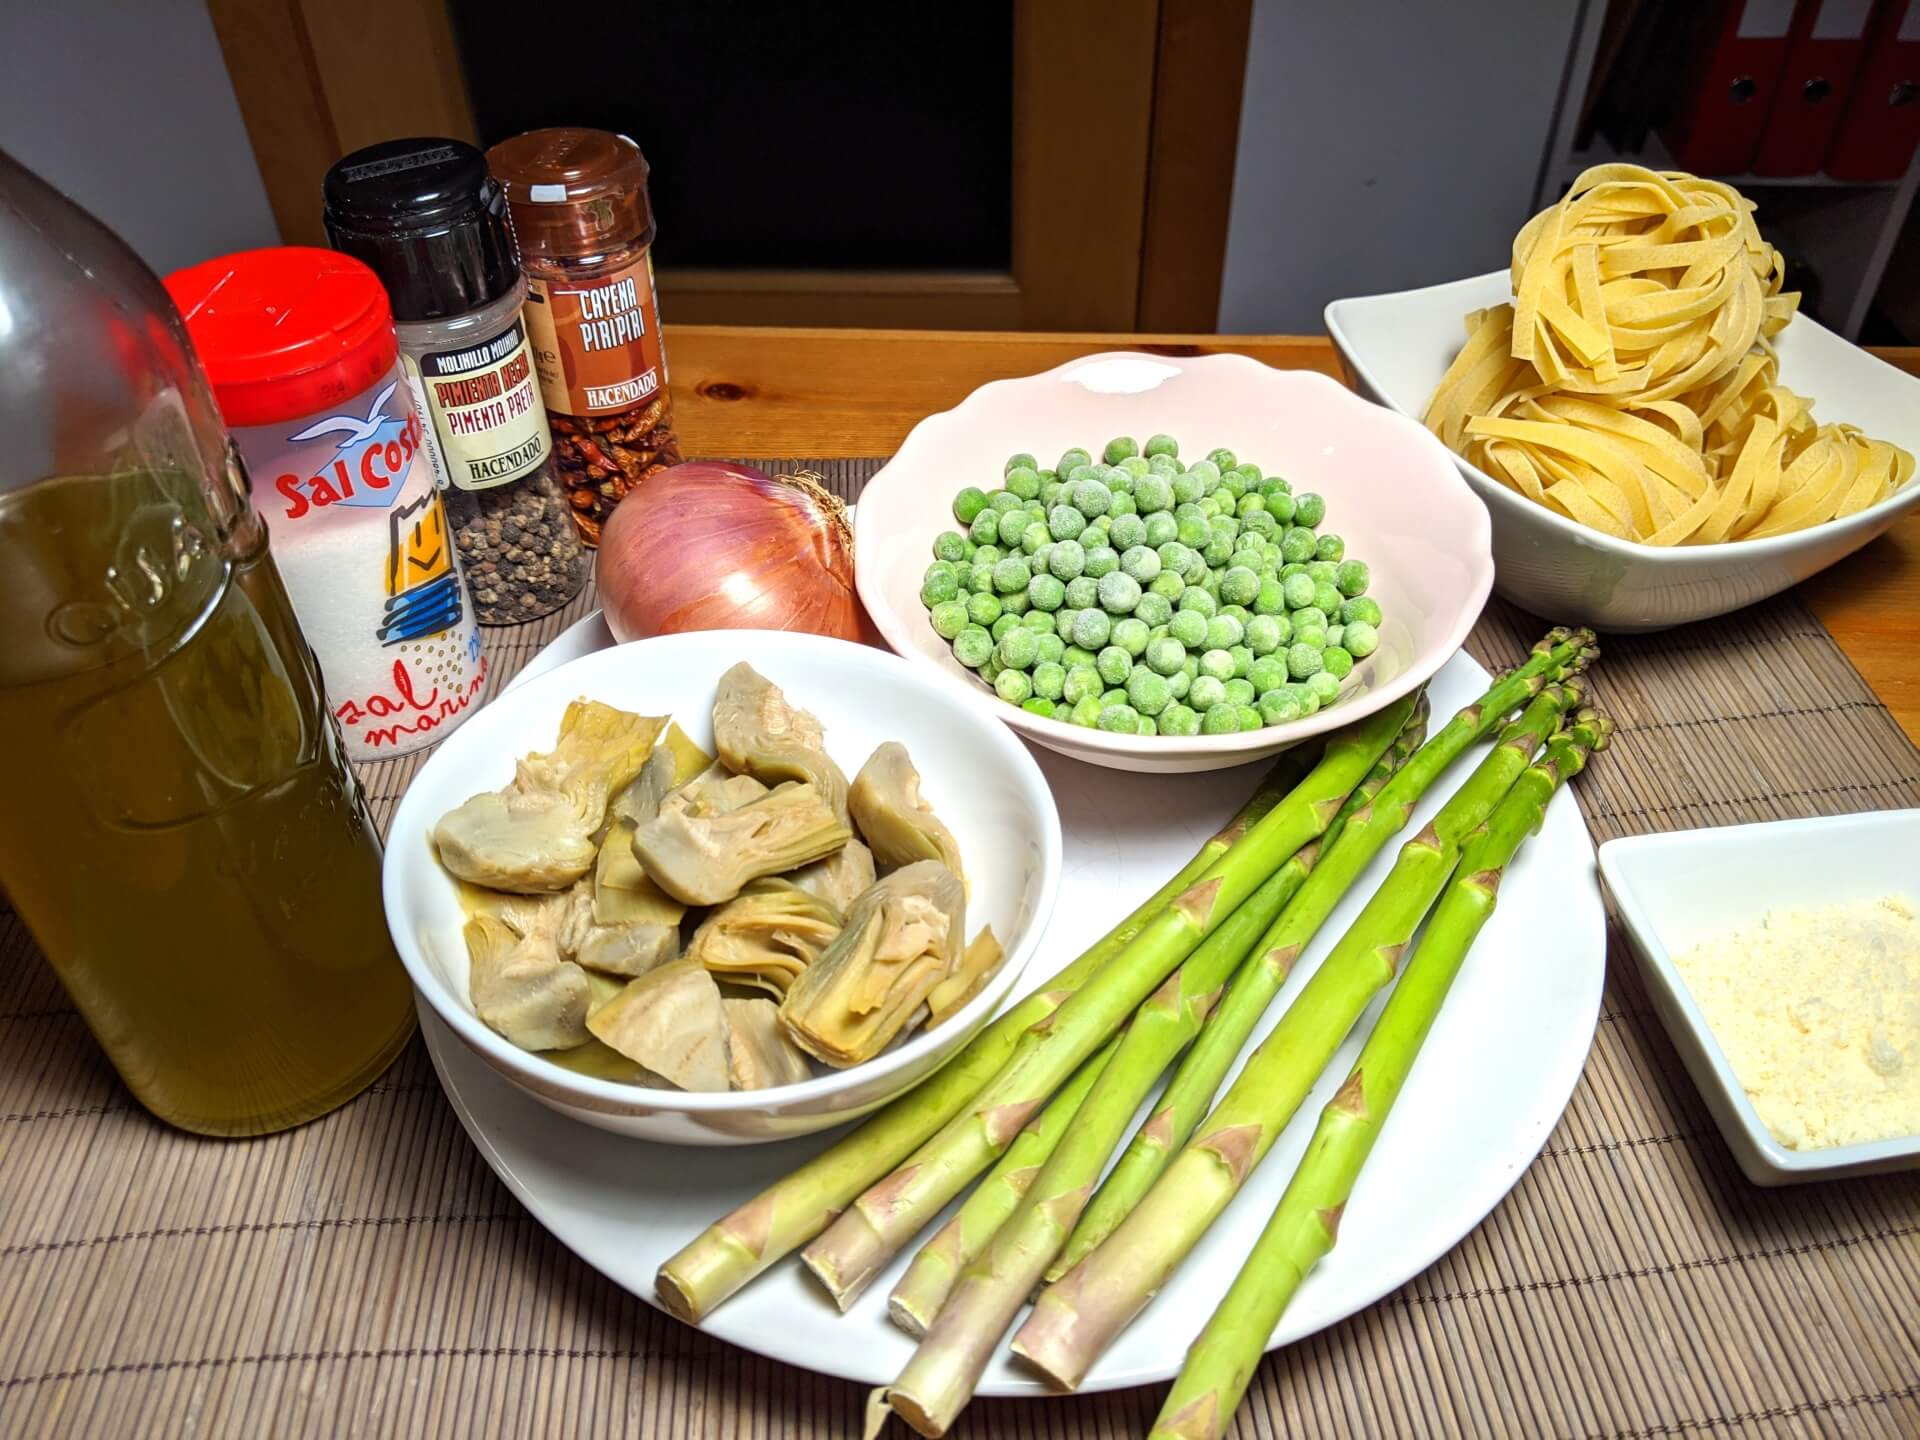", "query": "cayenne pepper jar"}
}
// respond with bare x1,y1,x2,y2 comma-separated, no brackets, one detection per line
486,128,681,544
322,138,590,622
